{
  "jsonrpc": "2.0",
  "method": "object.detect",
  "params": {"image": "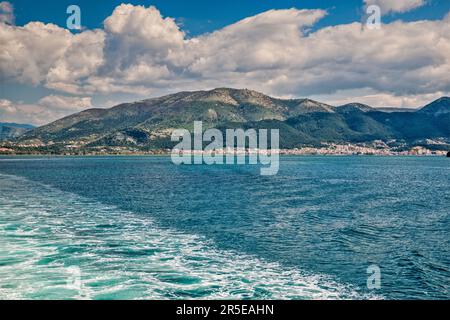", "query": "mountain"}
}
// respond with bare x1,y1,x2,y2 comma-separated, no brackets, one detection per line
15,89,450,150
418,97,450,115
17,88,332,147
335,103,374,114
0,123,35,141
